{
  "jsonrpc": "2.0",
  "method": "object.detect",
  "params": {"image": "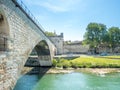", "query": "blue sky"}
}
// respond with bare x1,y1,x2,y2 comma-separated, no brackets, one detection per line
22,0,120,41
